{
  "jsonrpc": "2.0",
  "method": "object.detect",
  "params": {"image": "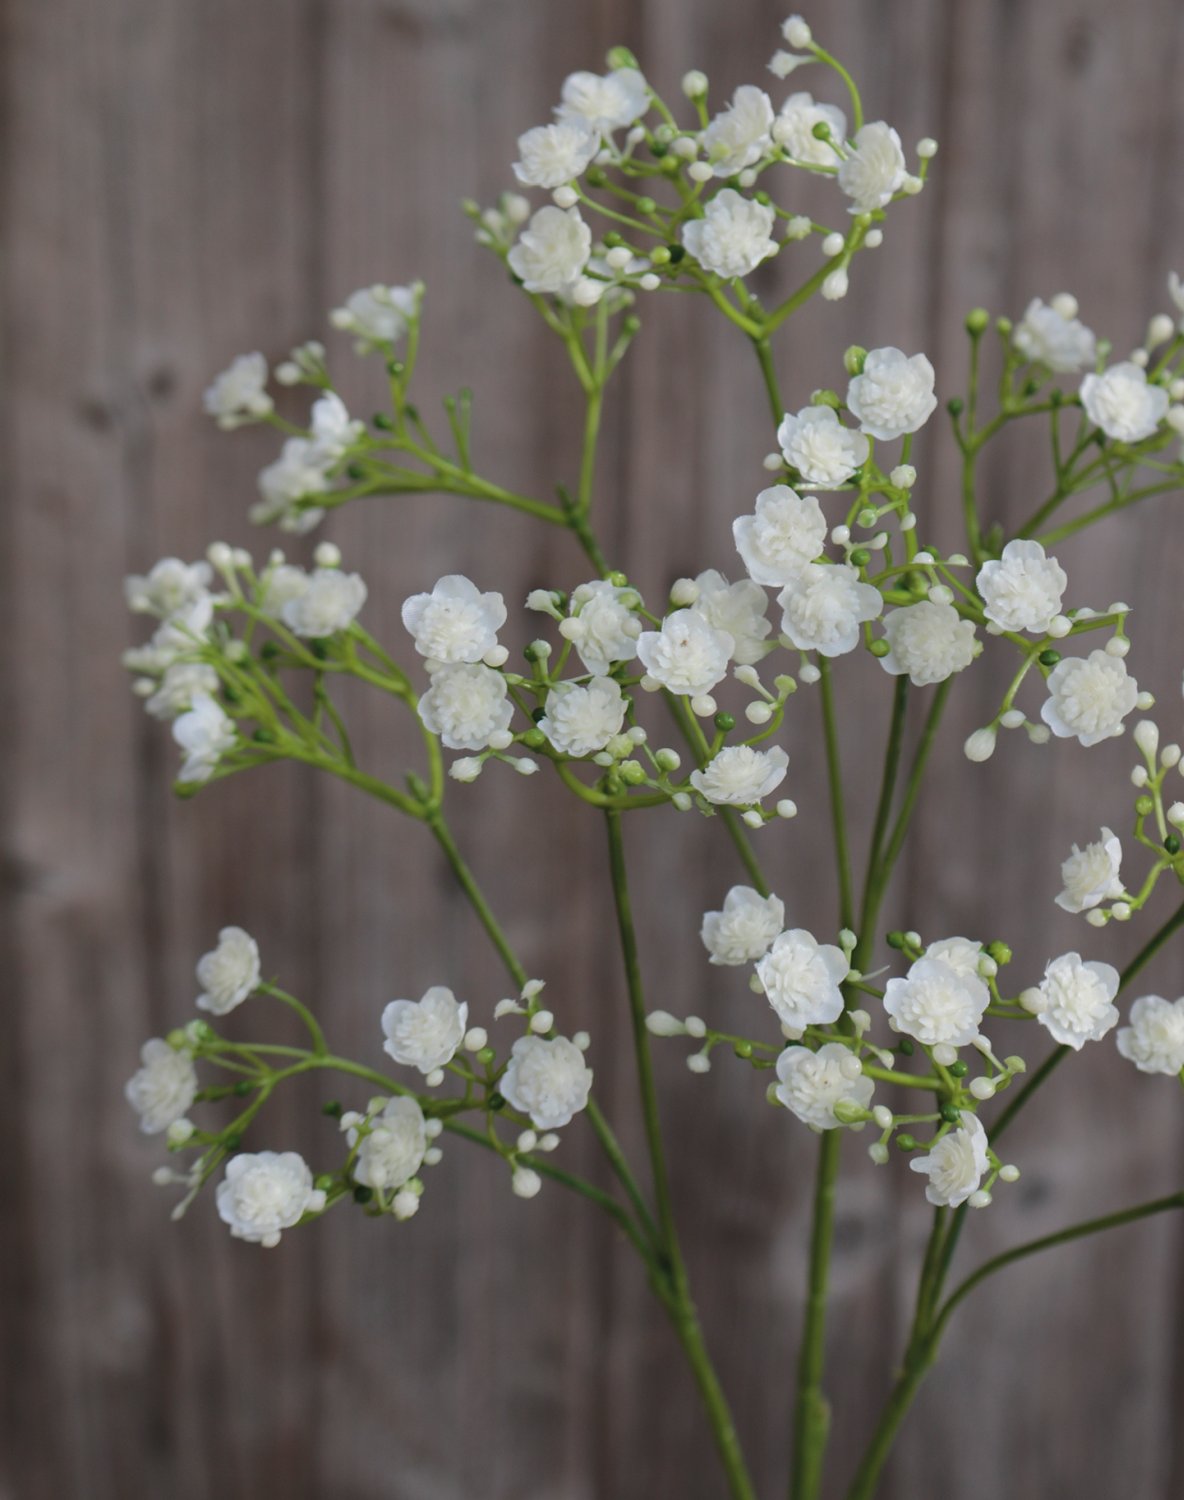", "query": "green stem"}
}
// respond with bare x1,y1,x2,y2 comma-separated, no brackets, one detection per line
818,658,854,930
790,1130,840,1500
858,677,909,946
